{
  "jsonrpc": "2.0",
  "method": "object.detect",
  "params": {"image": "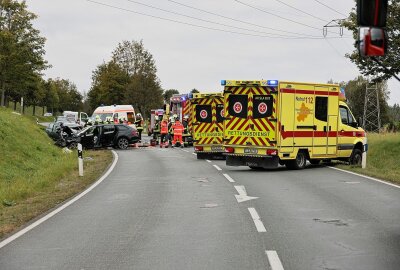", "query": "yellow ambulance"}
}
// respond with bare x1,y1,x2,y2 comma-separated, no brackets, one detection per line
222,80,367,169
191,93,225,159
